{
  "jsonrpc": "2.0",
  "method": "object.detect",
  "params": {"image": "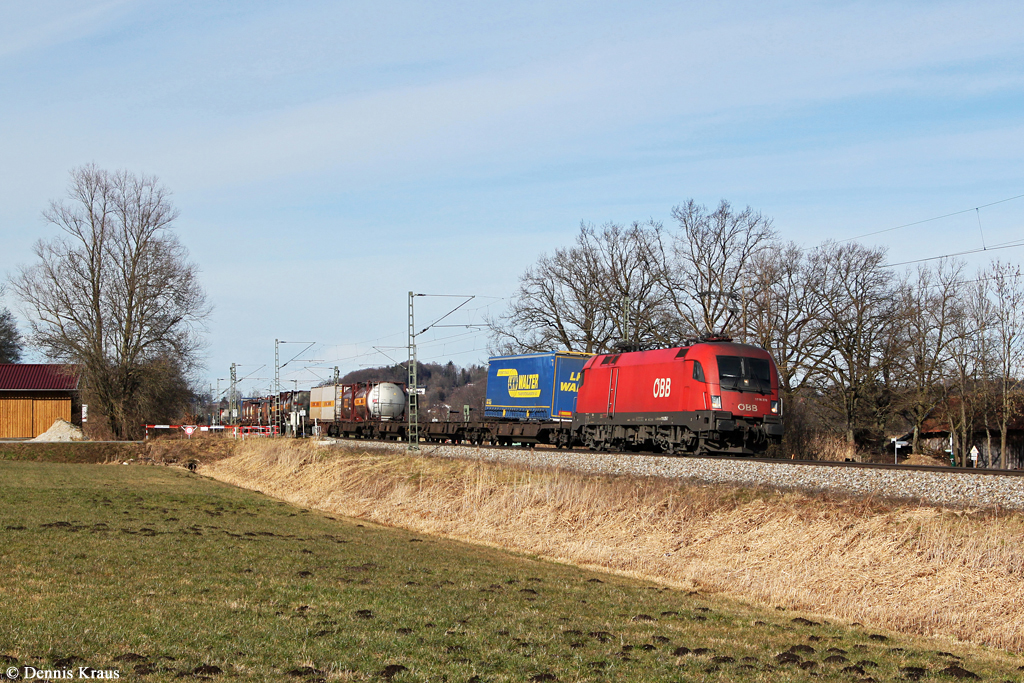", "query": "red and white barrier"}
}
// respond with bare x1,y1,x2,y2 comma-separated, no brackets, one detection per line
142,424,279,439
